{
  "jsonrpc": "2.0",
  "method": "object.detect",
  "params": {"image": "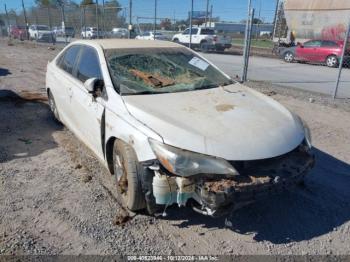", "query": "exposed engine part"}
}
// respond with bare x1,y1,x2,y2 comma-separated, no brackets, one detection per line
151,171,195,207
